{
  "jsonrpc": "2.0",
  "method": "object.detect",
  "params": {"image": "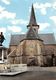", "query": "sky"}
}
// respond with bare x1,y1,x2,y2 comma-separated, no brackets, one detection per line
0,0,56,47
